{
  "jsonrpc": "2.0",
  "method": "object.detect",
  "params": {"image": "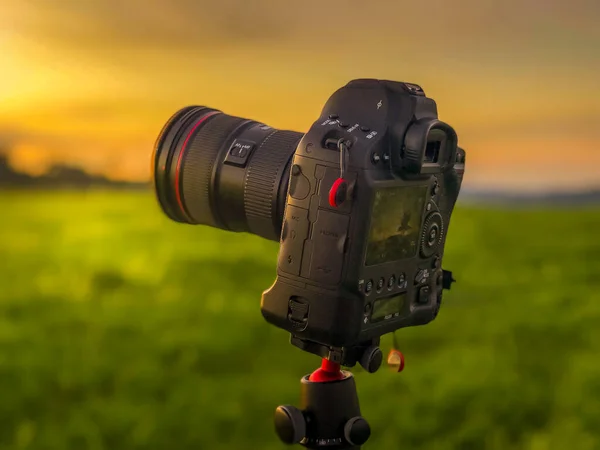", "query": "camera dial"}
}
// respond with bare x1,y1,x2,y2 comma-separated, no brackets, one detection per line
420,212,444,258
